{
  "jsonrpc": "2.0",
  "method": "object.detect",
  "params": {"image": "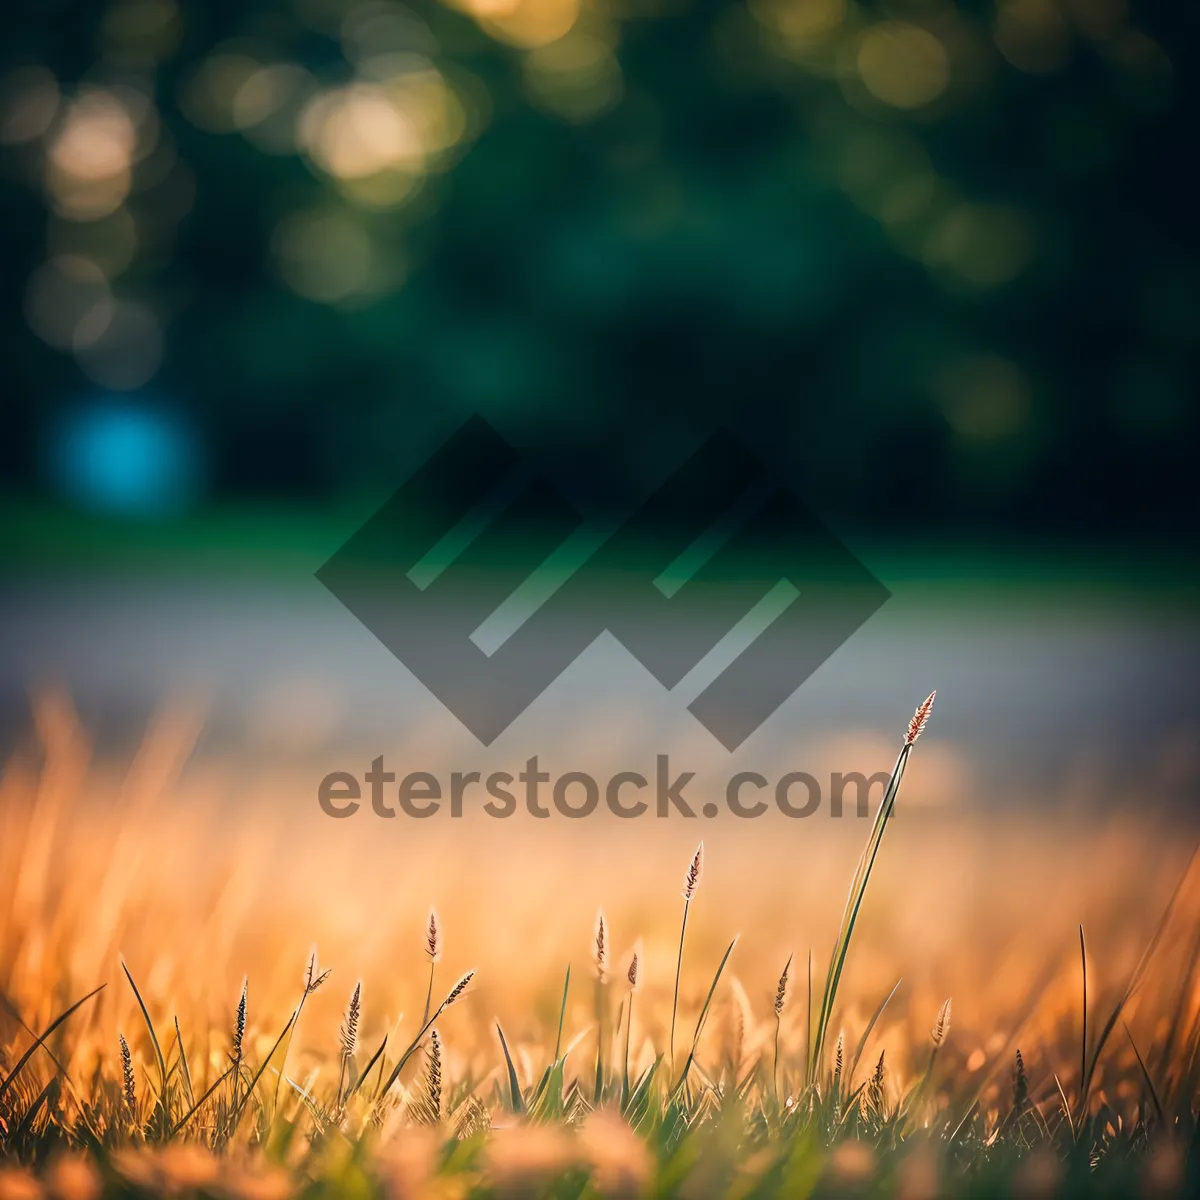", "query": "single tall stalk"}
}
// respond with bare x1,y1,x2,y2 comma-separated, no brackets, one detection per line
423,907,441,1026
623,944,640,1109
809,692,936,1086
594,911,608,1102
670,842,704,1075
773,953,792,1104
